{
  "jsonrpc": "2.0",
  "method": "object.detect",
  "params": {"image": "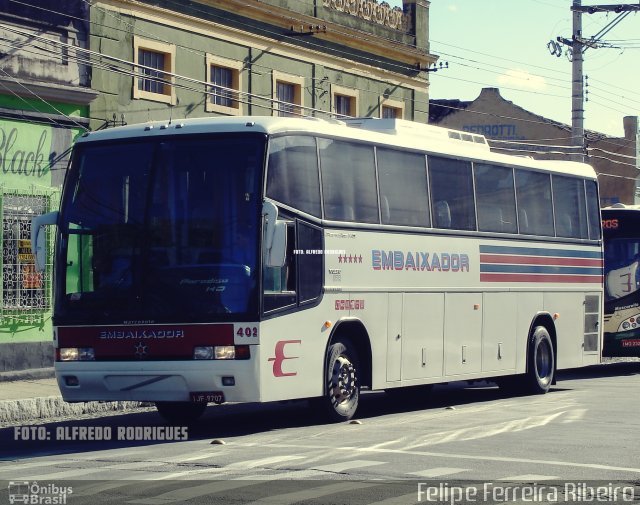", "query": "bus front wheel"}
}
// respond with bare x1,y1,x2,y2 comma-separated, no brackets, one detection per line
155,401,207,424
317,339,360,422
524,326,555,394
